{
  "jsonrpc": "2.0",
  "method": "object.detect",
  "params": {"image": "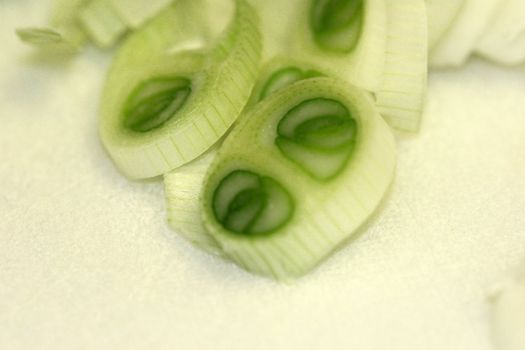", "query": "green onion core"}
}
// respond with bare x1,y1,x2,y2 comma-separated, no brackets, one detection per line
123,77,192,132
259,66,322,101
212,170,294,236
310,0,364,53
275,98,357,180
